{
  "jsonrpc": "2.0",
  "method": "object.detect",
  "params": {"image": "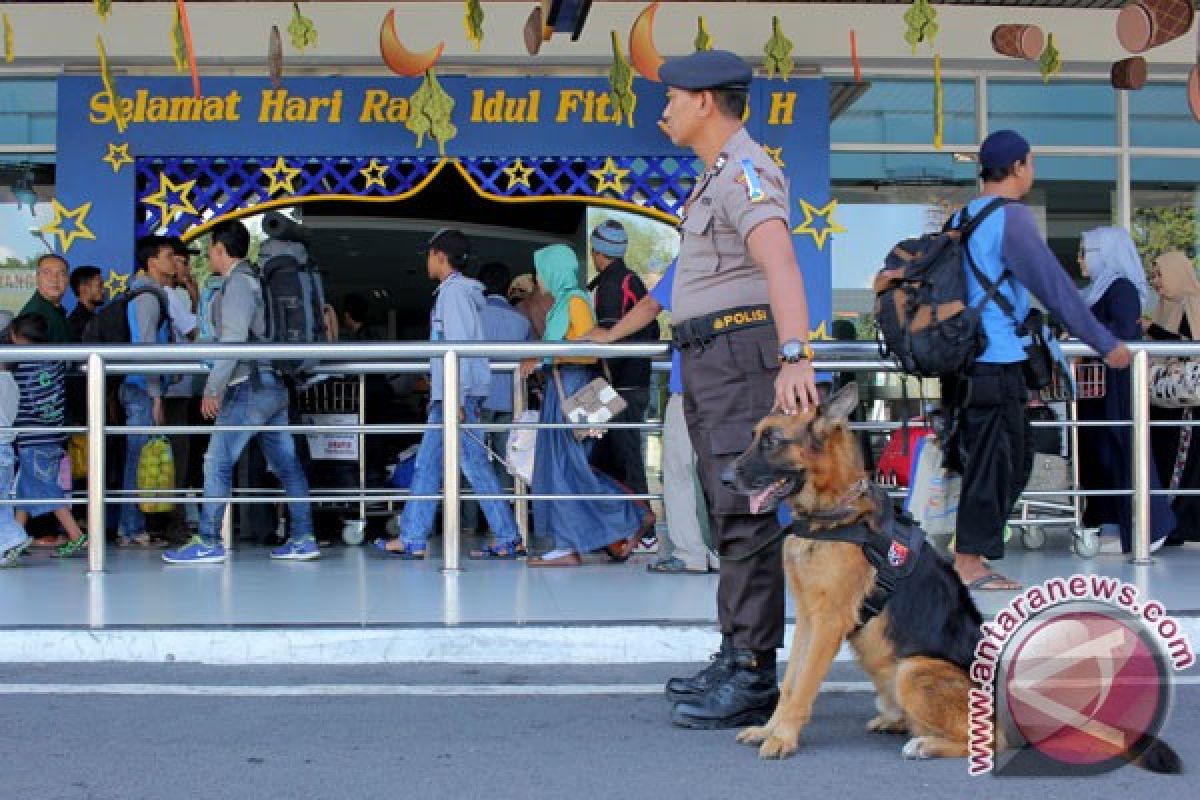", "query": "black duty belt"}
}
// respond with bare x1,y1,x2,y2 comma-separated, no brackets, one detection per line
671,304,772,350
